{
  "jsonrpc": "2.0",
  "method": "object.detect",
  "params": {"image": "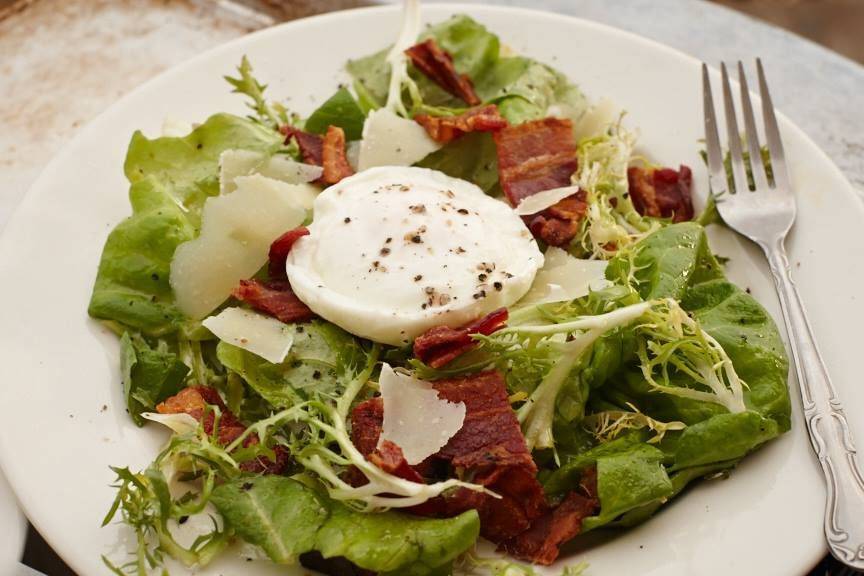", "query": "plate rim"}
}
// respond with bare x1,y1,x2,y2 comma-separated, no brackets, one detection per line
1,3,856,574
